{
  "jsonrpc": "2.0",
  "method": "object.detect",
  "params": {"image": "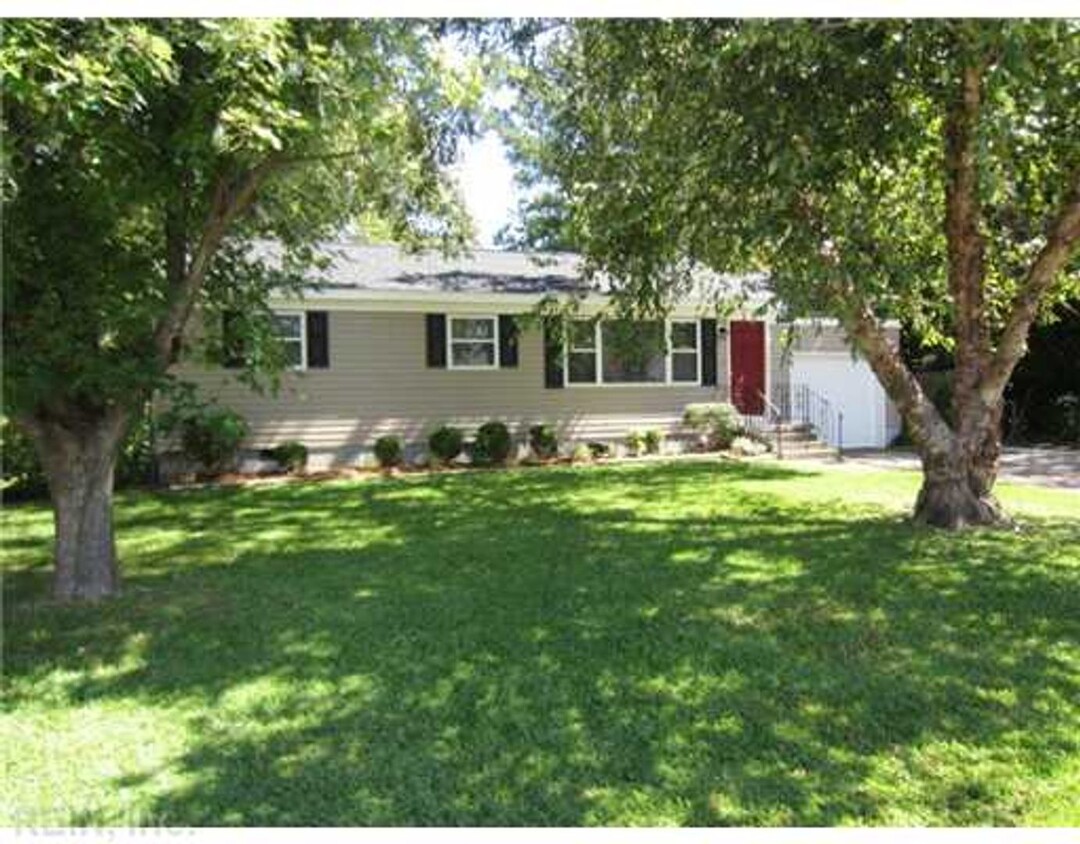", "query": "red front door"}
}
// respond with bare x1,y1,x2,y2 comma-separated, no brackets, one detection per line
730,320,766,415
